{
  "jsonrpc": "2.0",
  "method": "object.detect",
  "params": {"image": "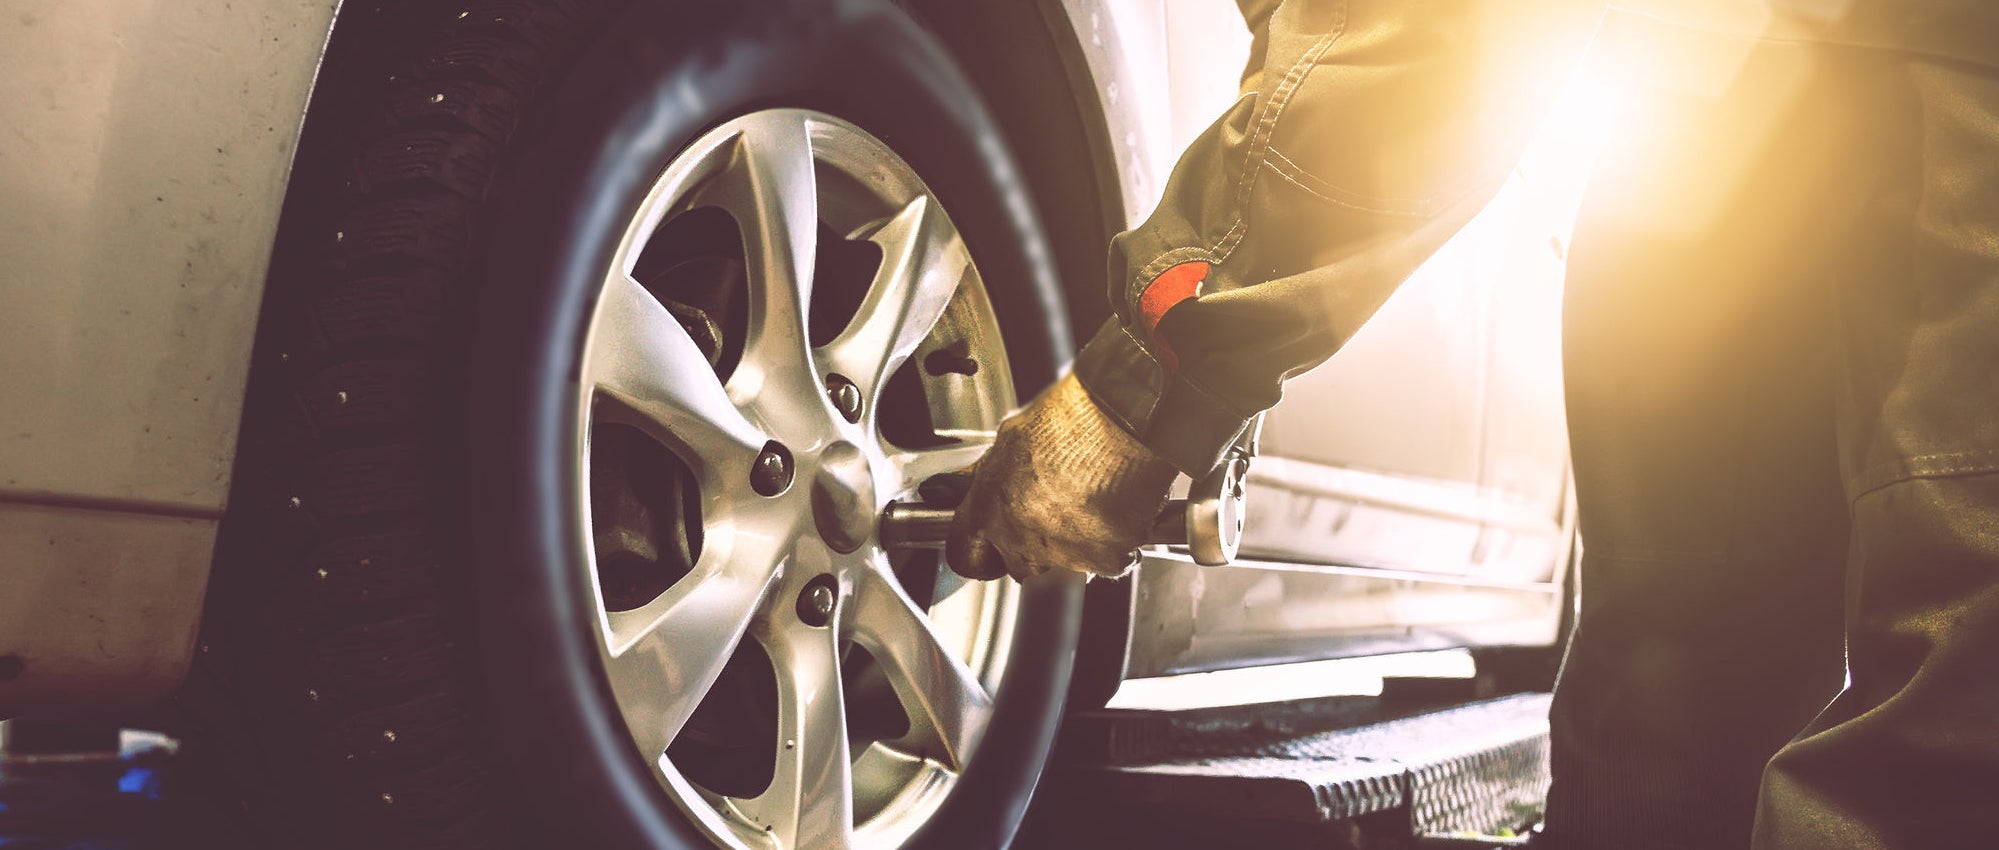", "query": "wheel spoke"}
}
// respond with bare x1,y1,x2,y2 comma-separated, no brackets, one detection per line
888,436,993,497
588,272,765,465
600,551,781,762
740,617,854,849
583,109,1028,847
850,559,992,770
704,114,820,388
822,195,970,417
